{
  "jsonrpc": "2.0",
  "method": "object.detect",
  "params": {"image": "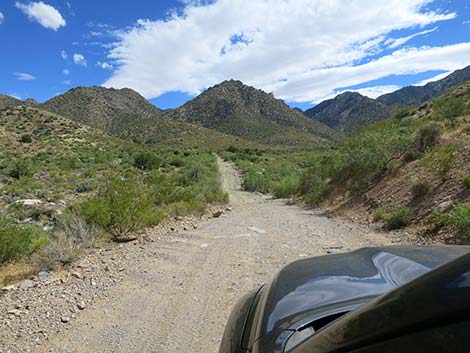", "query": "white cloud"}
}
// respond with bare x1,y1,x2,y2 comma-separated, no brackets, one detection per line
14,72,36,81
0,12,4,24
15,1,66,31
62,80,71,85
320,85,402,102
97,61,113,70
385,27,438,49
73,53,87,66
277,43,470,103
414,71,452,86
63,69,70,75
61,50,68,60
104,0,459,103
